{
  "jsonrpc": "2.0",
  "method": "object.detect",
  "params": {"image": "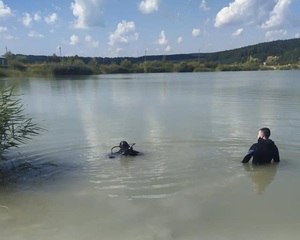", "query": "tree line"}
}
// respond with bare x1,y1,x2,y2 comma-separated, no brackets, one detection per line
1,38,300,77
